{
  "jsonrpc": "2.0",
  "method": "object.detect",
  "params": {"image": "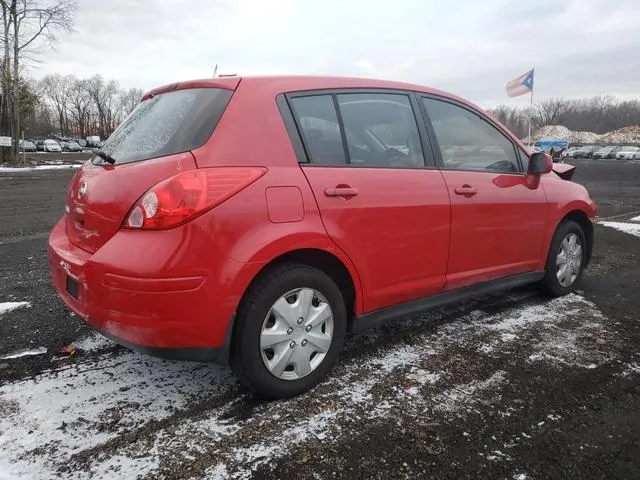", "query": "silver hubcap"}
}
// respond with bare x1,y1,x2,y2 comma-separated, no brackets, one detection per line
556,233,582,287
260,288,334,380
